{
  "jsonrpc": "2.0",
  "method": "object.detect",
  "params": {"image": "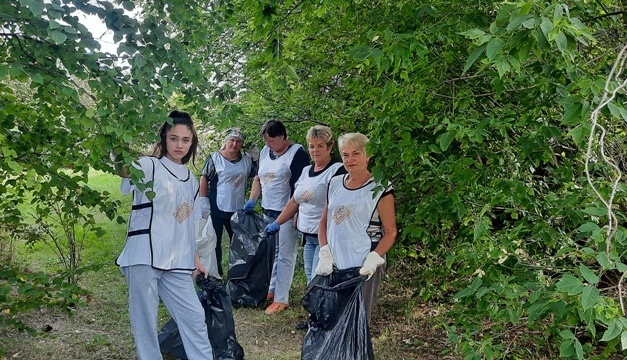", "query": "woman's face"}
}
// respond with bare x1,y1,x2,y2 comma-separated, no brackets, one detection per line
165,124,194,164
340,143,369,173
224,137,244,154
308,137,331,166
263,134,288,154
